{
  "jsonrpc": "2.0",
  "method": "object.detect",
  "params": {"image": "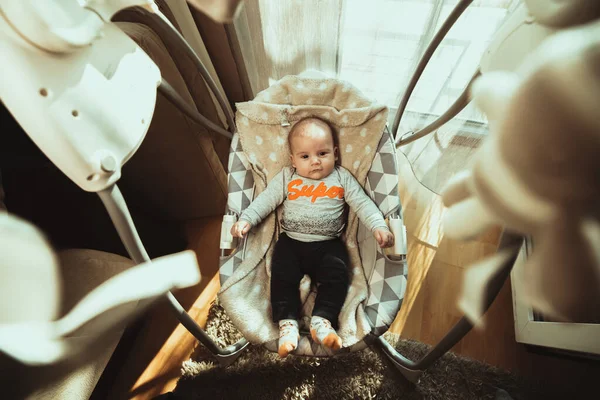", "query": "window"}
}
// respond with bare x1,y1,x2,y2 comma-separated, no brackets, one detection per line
235,0,516,129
